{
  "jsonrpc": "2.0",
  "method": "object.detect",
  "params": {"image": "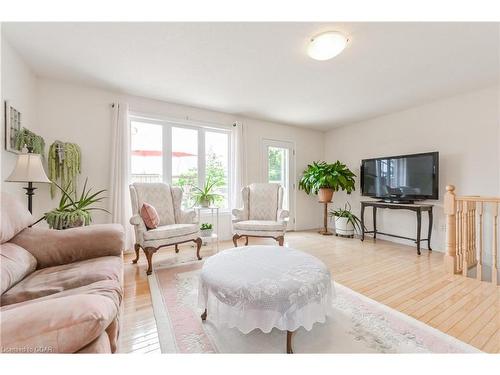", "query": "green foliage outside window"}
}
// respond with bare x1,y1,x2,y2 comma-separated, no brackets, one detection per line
268,147,283,182
174,150,227,208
